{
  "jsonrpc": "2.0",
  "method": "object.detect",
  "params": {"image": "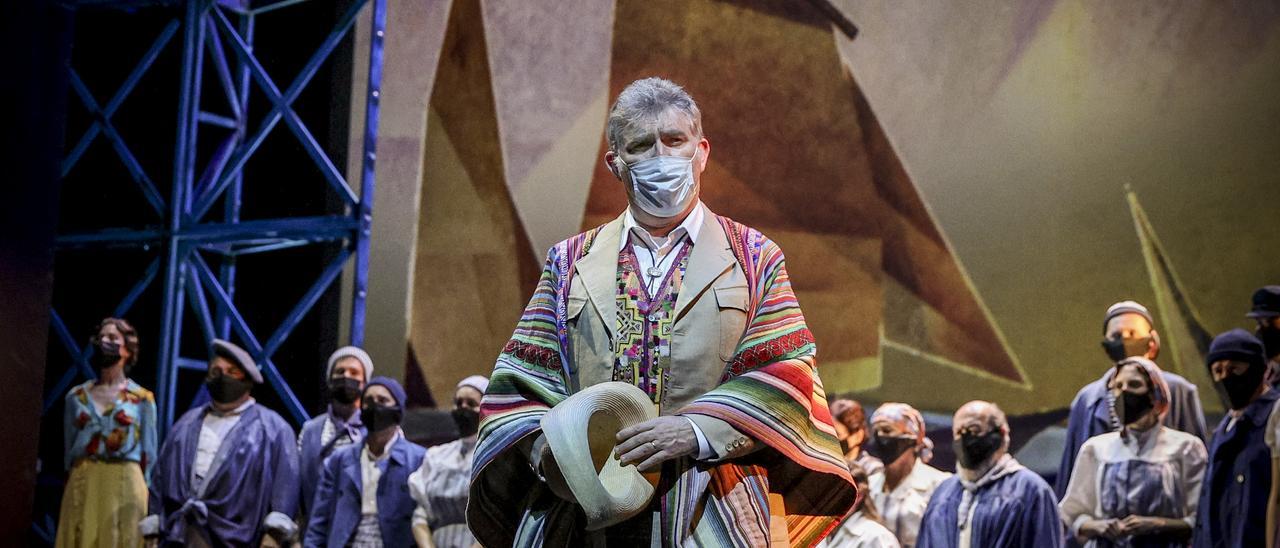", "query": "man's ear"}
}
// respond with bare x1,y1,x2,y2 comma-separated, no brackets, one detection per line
605,151,622,180
695,138,710,173
1148,330,1161,359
